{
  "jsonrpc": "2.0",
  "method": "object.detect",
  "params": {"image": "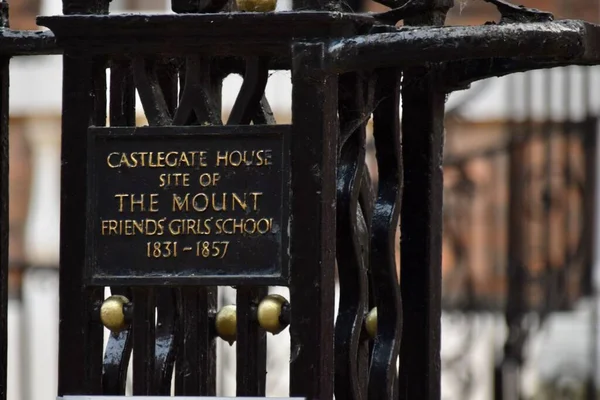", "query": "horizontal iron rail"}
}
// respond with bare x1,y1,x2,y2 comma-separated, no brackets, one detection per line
0,30,58,56
327,20,600,72
36,12,372,57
